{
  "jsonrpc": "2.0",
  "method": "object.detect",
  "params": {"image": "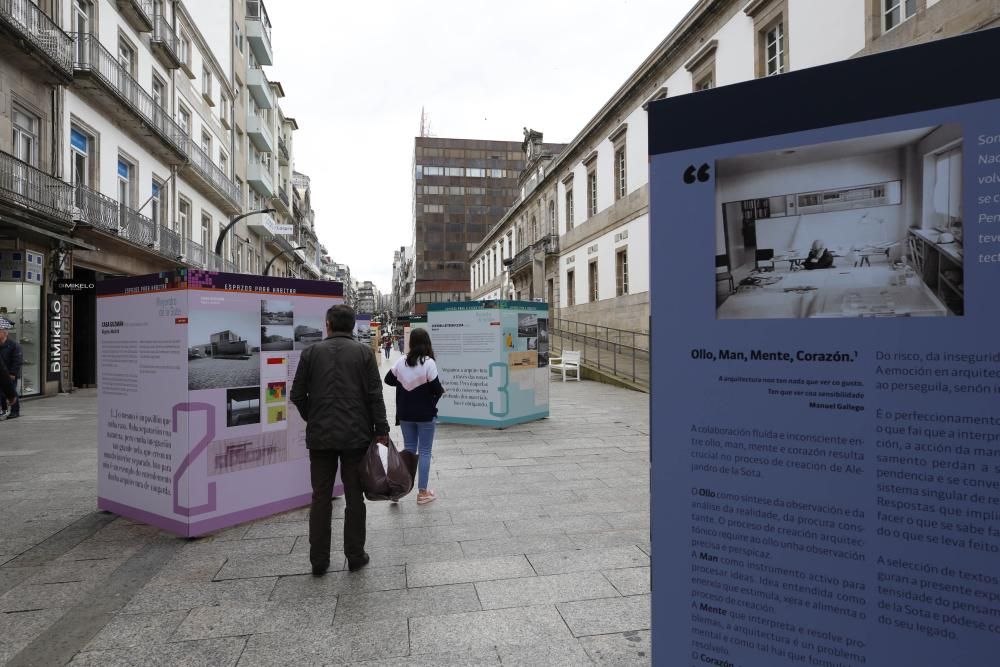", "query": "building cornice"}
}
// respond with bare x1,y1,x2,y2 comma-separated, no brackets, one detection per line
683,39,718,72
